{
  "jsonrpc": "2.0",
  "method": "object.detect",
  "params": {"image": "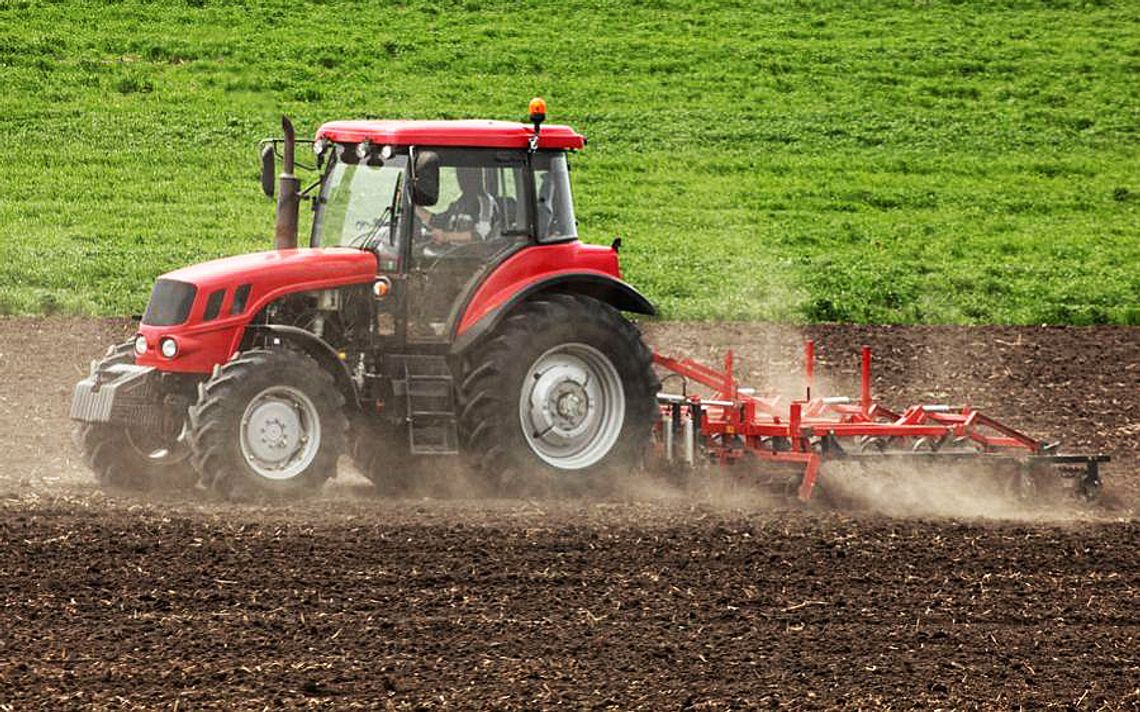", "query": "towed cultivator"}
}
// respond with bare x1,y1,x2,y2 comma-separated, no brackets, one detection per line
653,342,1108,502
